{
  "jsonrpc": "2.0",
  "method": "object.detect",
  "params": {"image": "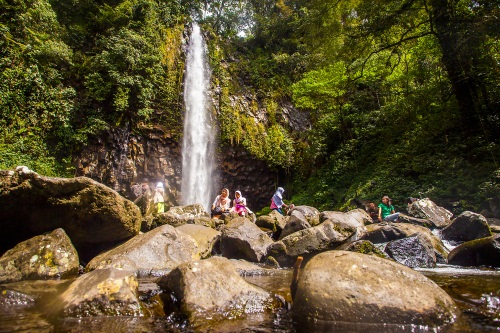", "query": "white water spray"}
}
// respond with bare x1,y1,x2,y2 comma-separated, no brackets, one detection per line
181,23,216,210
